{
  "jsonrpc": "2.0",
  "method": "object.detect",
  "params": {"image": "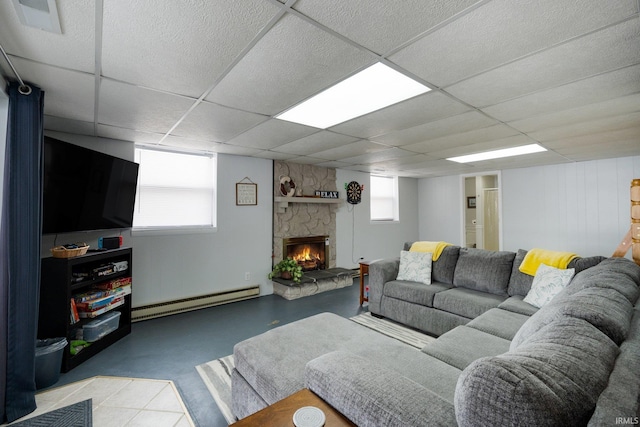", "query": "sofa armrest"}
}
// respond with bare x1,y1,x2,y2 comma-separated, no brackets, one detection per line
368,258,399,314
305,351,456,427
